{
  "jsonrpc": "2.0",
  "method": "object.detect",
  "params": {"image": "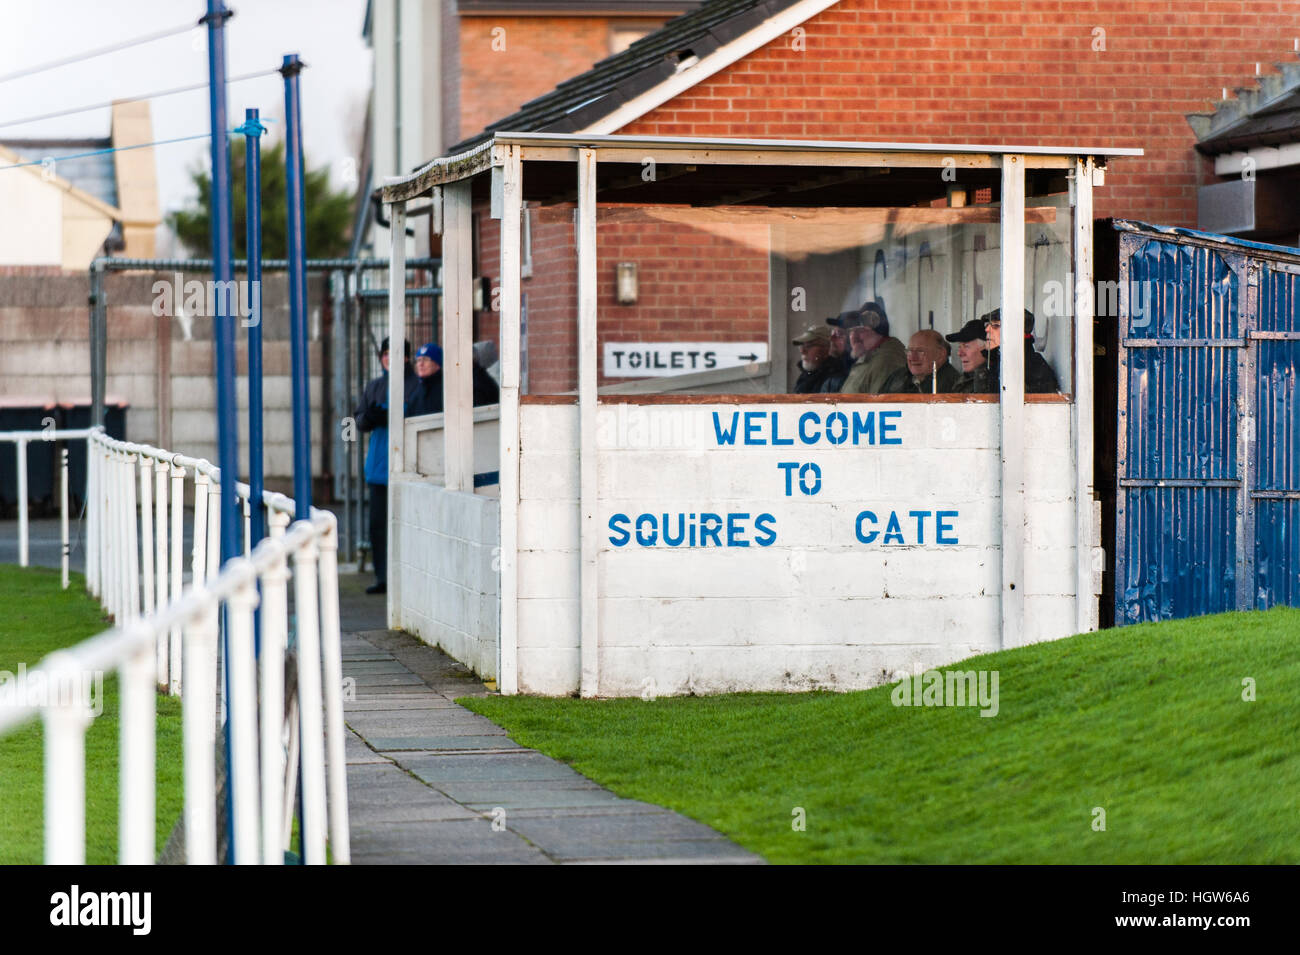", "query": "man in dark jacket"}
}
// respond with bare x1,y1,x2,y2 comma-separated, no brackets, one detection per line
791,324,838,393
890,329,963,394
820,310,861,393
406,342,445,417
354,338,416,594
946,318,992,393
979,308,1060,394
